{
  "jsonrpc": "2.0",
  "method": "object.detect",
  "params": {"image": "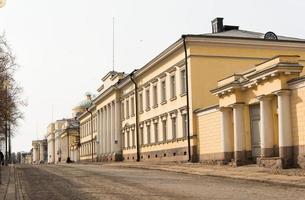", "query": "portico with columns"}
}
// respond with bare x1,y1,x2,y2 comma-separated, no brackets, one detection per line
95,97,122,161
79,71,125,162
211,55,303,168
